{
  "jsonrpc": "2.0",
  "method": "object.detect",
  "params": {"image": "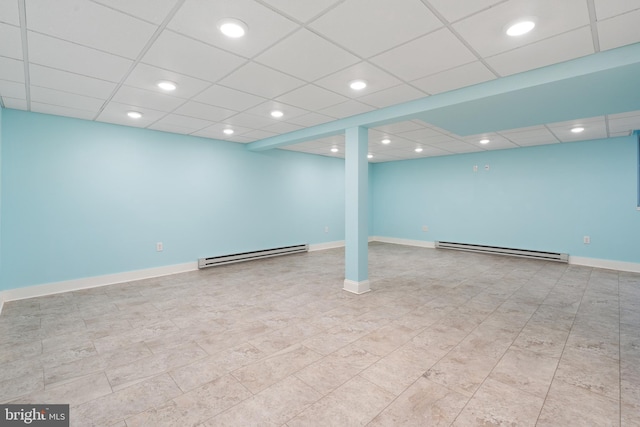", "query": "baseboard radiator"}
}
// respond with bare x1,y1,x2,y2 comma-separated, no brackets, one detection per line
435,241,568,263
198,244,308,269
